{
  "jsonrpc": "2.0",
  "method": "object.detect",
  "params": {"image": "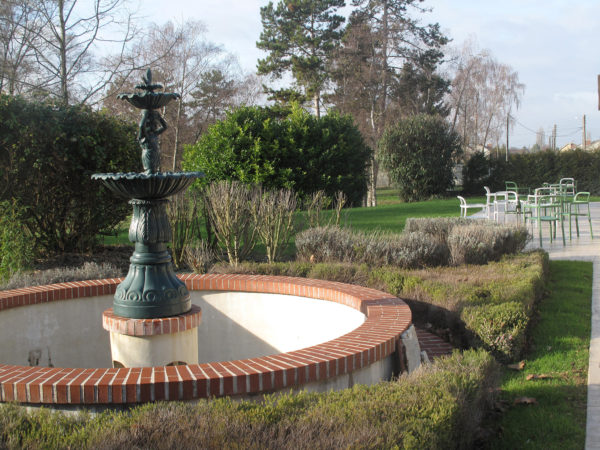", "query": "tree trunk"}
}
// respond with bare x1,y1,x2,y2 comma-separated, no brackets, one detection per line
58,0,68,104
314,91,320,118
